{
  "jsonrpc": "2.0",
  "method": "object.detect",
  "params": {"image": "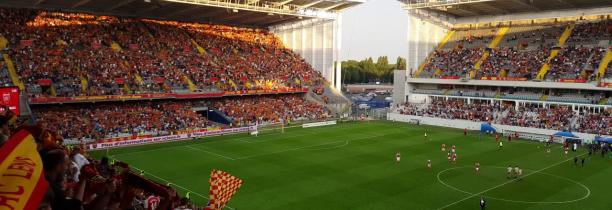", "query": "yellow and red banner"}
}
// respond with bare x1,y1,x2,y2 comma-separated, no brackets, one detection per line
205,169,243,210
480,77,528,81
558,78,587,83
0,130,49,210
